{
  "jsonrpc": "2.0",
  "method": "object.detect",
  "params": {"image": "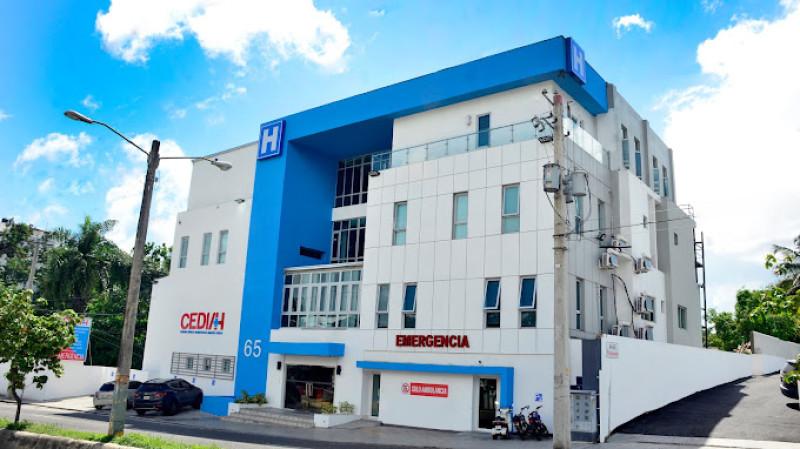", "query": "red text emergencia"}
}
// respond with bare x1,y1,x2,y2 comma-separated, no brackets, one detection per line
395,334,469,348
